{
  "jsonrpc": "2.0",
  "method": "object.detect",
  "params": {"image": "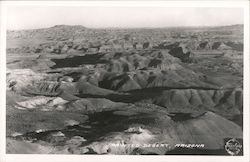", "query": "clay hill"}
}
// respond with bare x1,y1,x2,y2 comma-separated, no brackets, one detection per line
6,24,243,155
